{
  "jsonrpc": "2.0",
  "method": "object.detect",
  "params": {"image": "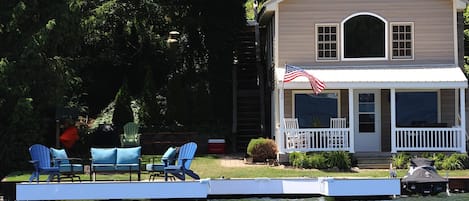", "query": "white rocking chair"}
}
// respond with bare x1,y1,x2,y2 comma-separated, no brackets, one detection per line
329,117,347,148
284,118,308,149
